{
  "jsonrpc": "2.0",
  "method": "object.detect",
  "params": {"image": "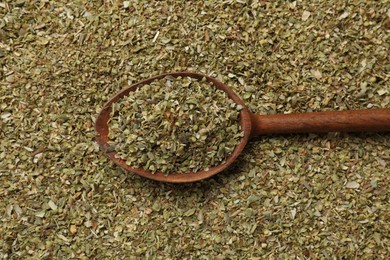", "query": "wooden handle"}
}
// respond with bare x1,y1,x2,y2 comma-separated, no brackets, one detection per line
250,108,390,135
